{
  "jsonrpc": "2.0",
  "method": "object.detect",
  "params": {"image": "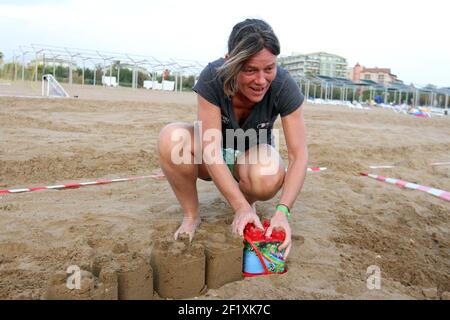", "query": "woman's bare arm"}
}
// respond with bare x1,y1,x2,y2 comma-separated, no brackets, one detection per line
197,95,263,234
